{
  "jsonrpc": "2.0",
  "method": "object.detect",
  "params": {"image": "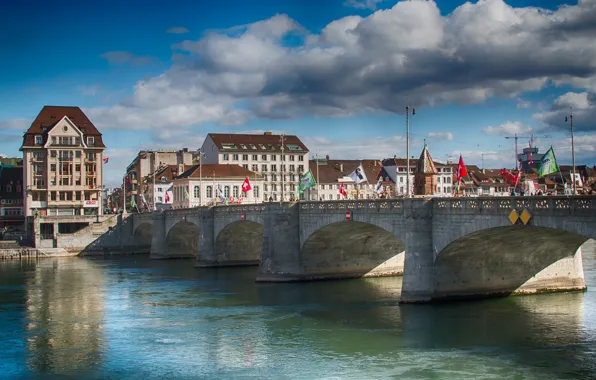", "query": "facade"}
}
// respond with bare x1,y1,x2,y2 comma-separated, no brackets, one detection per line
171,164,263,208
309,157,386,200
200,132,310,202
20,106,106,216
125,149,194,211
141,165,190,211
382,156,452,196
0,164,25,234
